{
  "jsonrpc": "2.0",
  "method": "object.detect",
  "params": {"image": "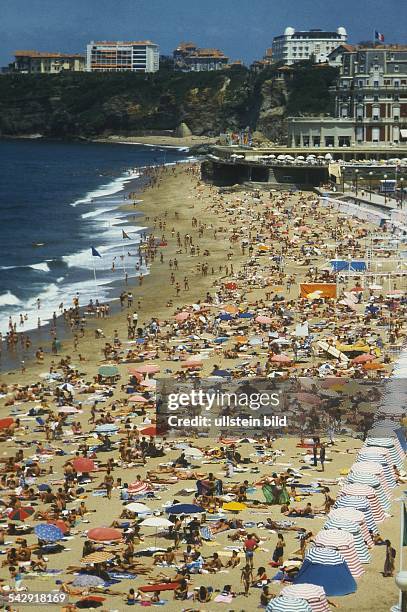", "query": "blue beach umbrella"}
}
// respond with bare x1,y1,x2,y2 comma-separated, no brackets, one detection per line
34,524,63,542
38,484,51,492
219,313,233,321
214,336,229,344
166,503,204,514
238,312,254,319
211,369,231,378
